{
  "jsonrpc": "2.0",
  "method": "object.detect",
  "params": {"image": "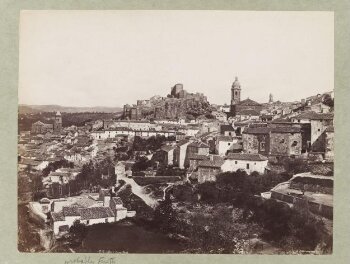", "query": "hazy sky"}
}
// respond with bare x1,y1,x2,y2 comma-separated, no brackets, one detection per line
19,11,334,107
